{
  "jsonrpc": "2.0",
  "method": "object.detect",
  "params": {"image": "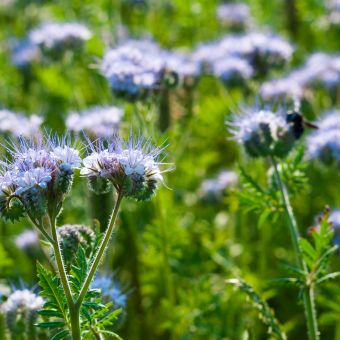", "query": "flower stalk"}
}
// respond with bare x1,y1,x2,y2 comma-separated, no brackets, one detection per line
76,190,123,307
49,215,81,340
271,156,319,340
